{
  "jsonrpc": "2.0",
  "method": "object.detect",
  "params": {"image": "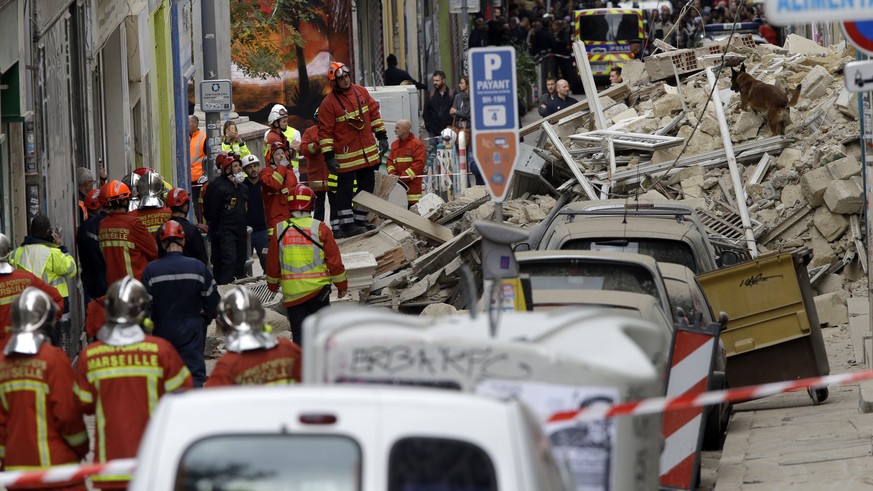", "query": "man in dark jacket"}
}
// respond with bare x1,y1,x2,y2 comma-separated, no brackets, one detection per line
143,221,219,387
384,54,426,88
160,187,209,265
76,189,108,300
202,153,249,284
422,70,453,143
545,79,579,115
